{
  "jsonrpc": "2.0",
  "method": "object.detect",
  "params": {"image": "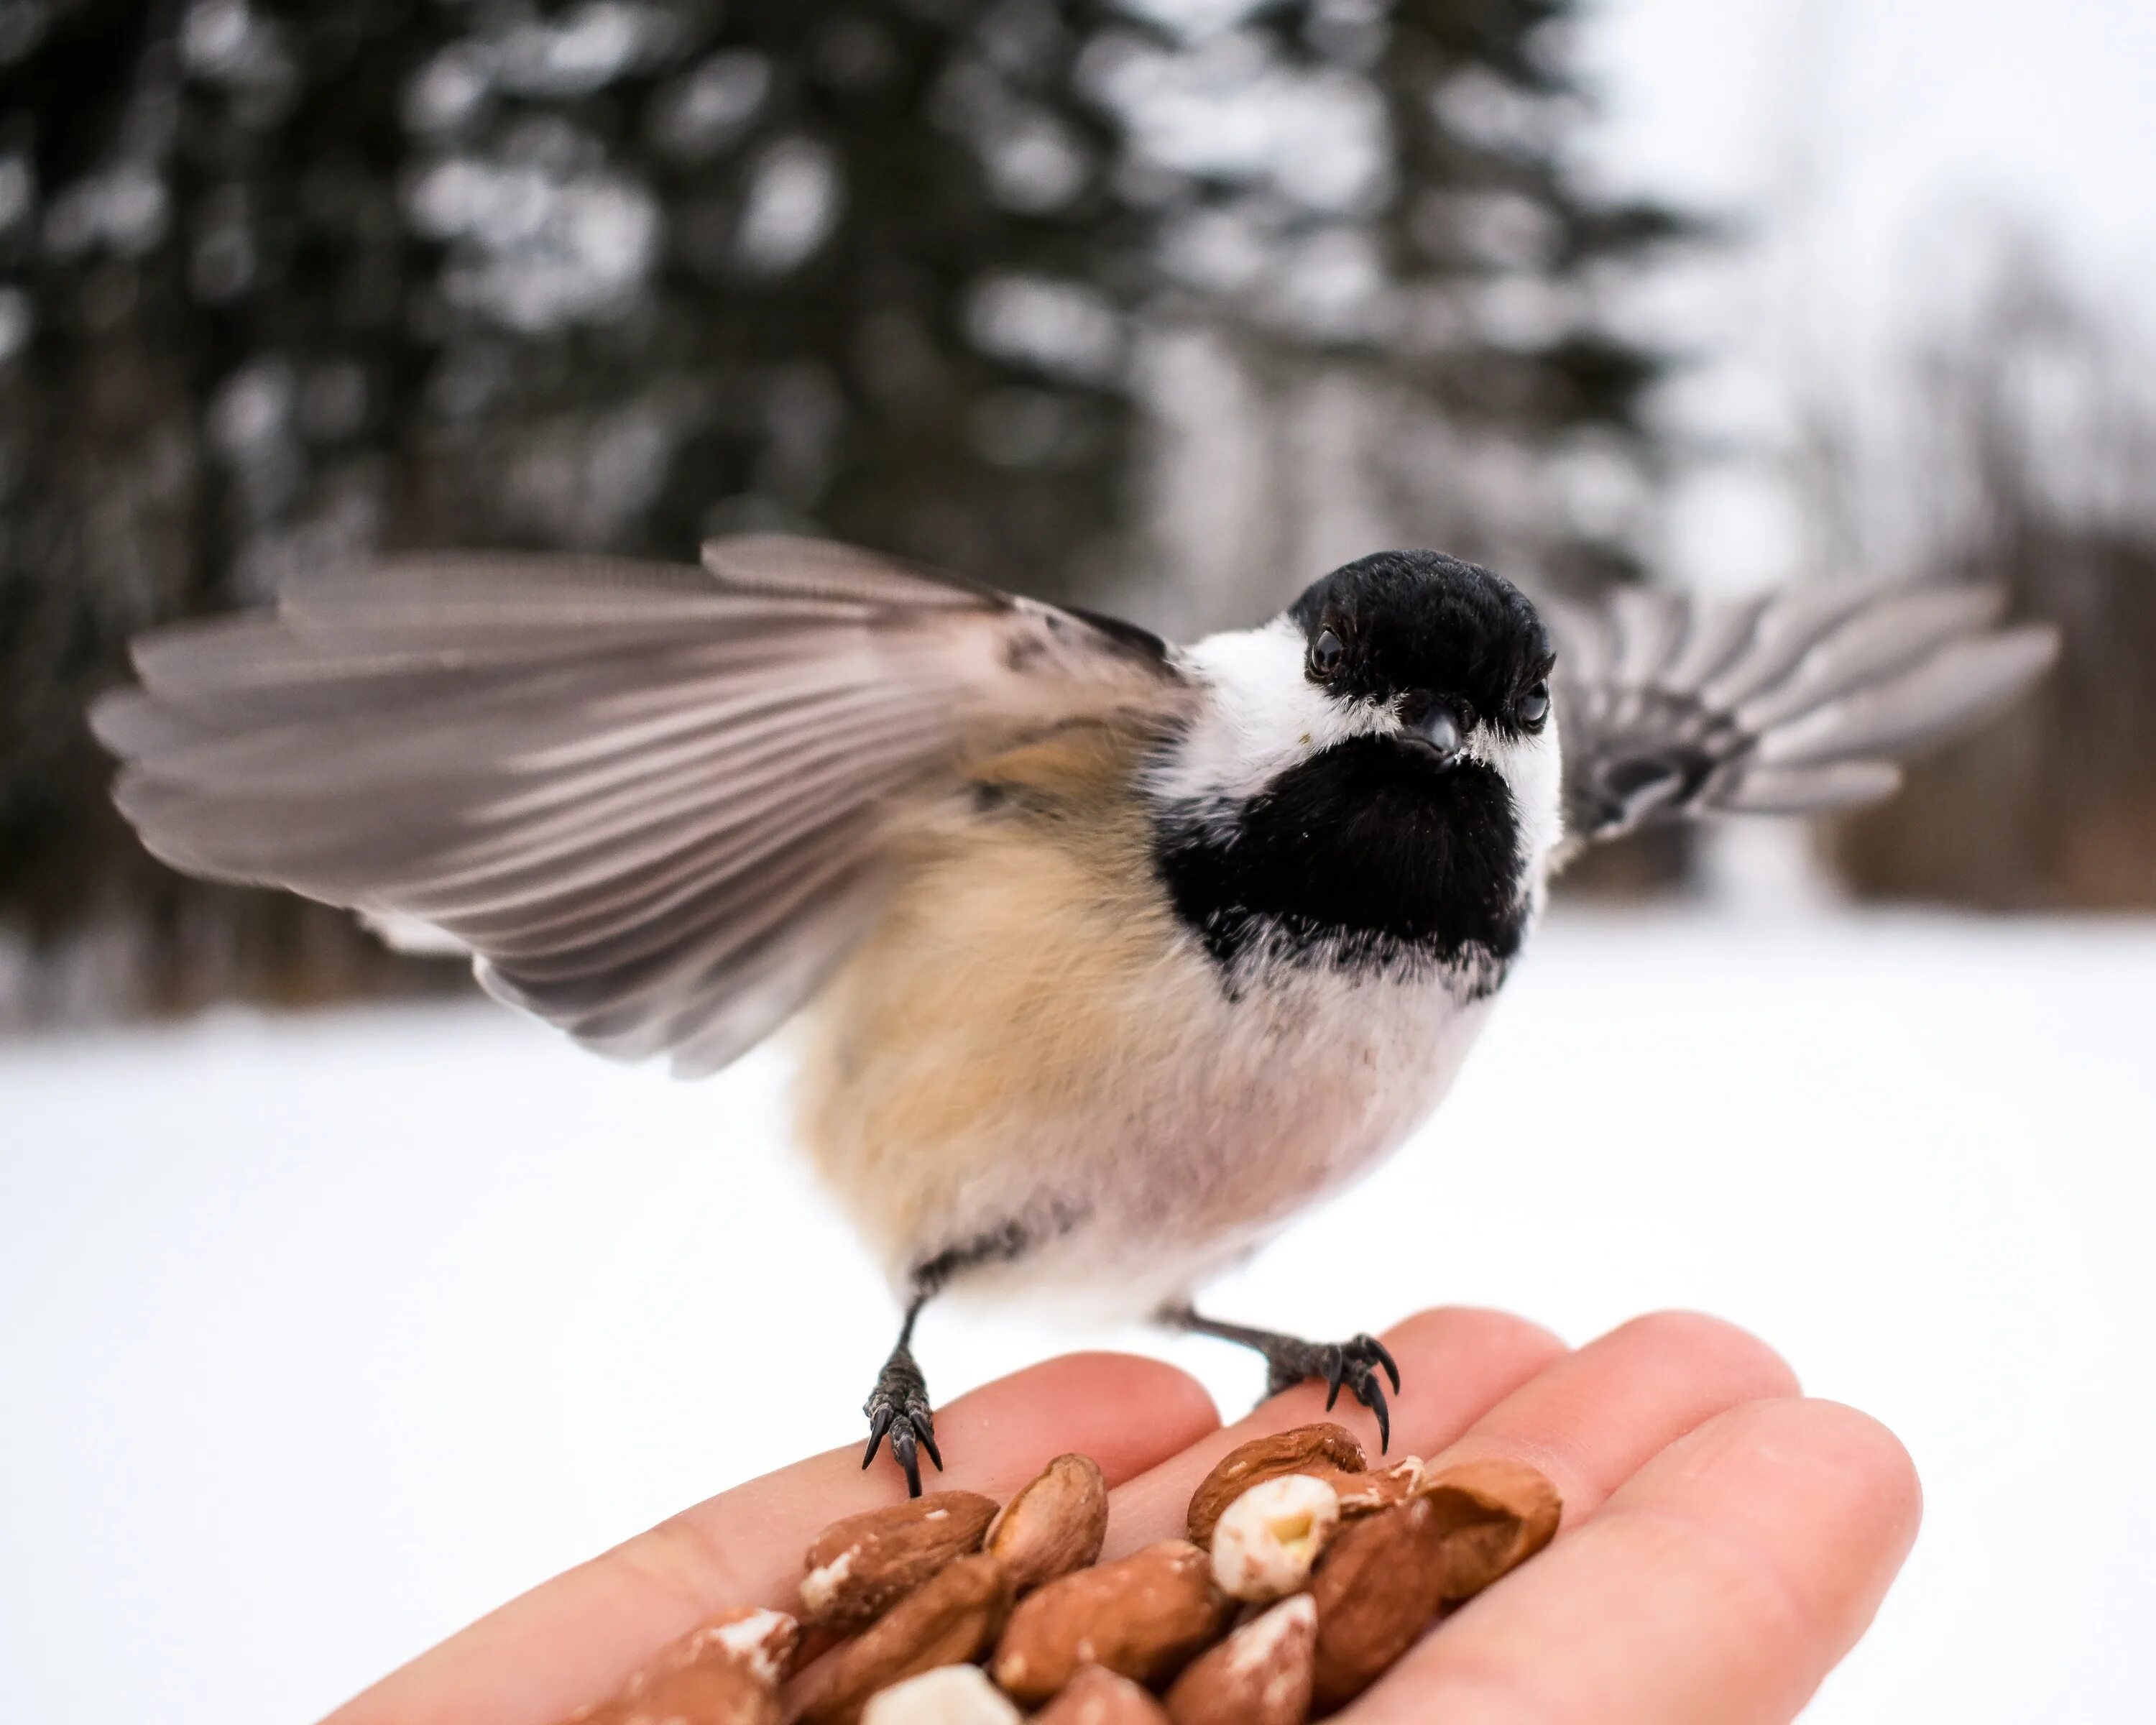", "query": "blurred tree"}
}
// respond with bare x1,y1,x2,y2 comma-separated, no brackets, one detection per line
1820,243,2156,909
0,0,1688,1021
1109,0,1689,635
